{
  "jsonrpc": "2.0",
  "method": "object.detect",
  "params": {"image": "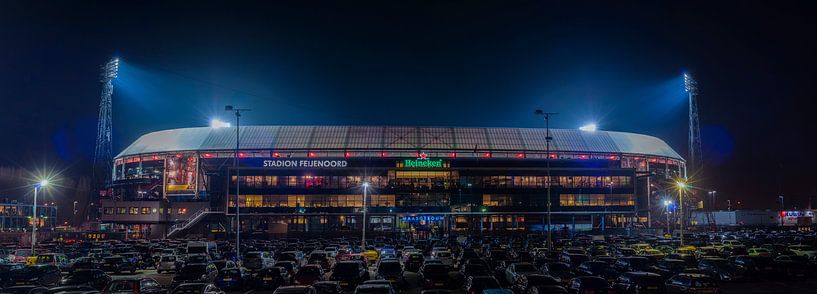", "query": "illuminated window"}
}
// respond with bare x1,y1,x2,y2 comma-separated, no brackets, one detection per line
116,207,126,215
129,207,139,215
178,208,188,215
104,207,114,215
559,194,635,206
141,207,150,214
